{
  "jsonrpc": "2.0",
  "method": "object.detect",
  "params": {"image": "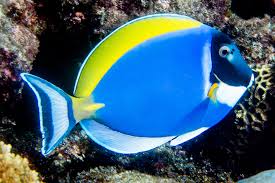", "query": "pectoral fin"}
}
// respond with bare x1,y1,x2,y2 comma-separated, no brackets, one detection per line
207,83,219,102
